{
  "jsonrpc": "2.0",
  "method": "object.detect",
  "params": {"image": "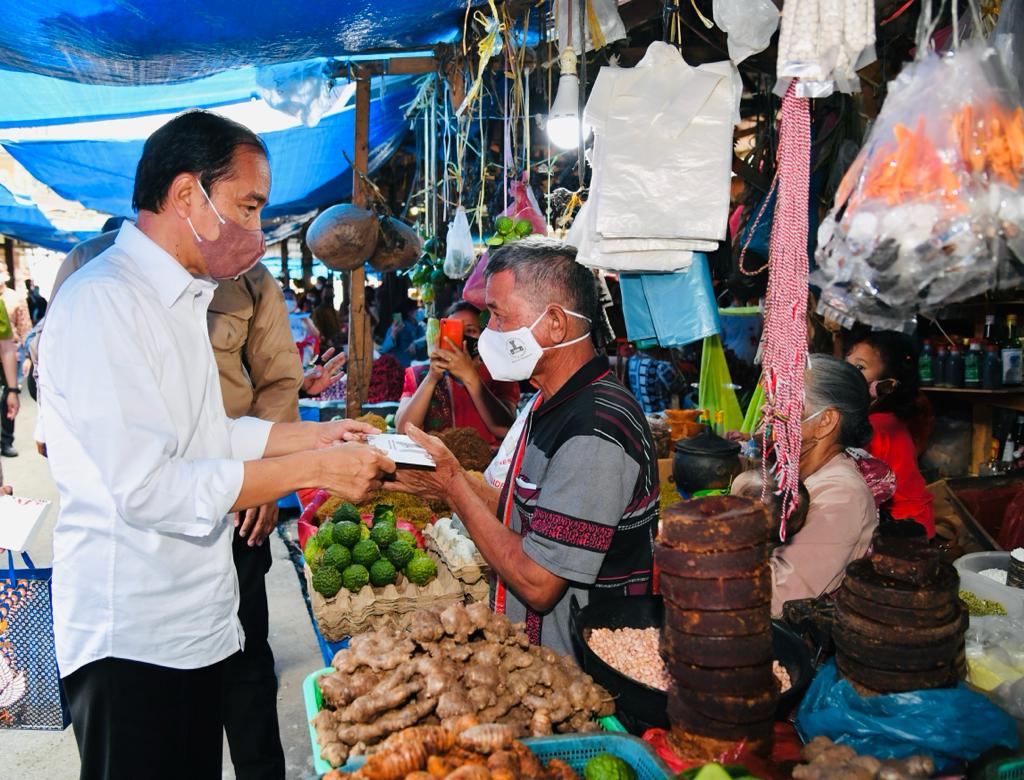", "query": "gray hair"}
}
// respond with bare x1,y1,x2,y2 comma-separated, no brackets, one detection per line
805,354,873,448
484,237,600,324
